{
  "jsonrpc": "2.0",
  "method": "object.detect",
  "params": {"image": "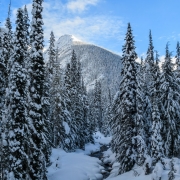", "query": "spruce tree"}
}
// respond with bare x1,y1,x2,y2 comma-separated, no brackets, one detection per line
111,23,137,174
0,30,7,123
176,41,180,72
135,58,145,137
81,79,94,144
160,44,180,157
93,80,103,132
151,52,163,165
70,52,85,149
29,0,47,179
175,42,180,86
144,30,154,149
5,2,13,76
63,62,76,151
134,58,146,166
51,56,66,148
0,28,7,180
102,88,112,136
23,5,30,47
5,8,29,179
